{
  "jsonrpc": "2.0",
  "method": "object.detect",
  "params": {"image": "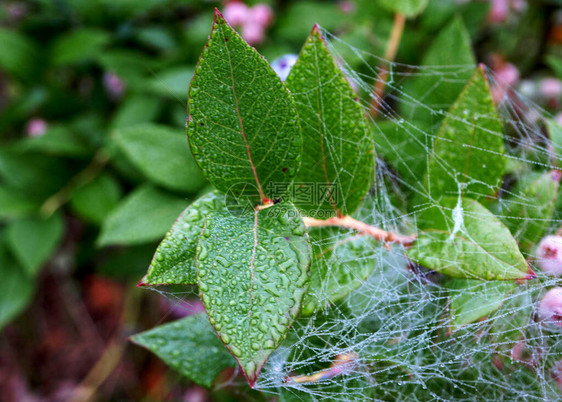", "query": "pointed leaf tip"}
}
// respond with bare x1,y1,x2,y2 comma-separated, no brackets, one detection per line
187,12,301,201
197,203,311,387
285,22,374,215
